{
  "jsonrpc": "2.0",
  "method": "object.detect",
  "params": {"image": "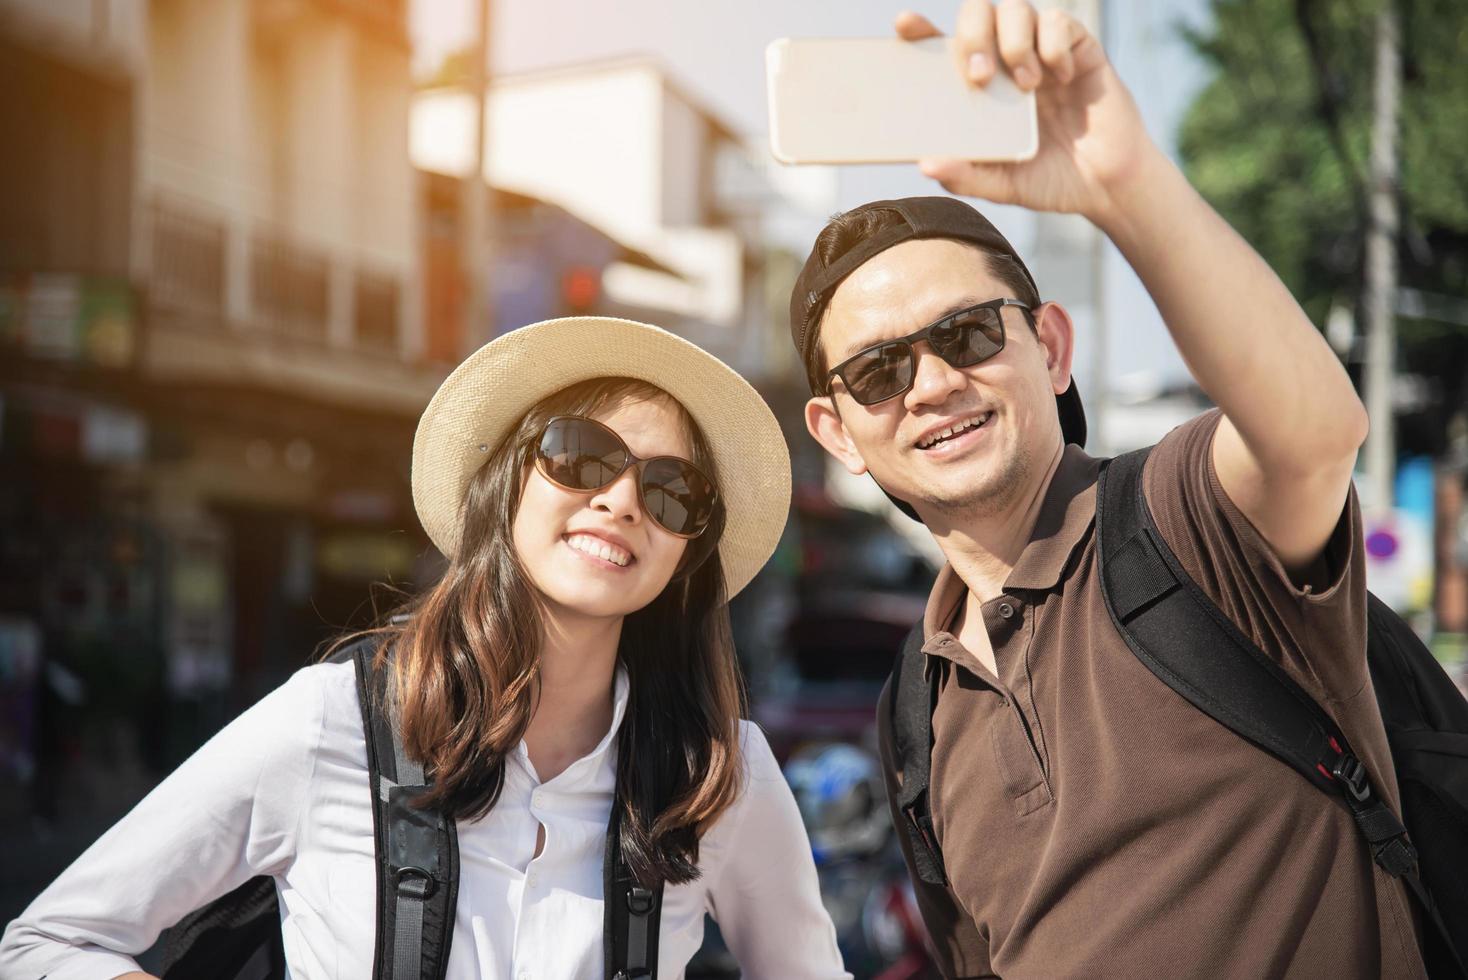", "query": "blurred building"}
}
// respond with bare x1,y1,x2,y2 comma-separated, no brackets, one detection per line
419,169,692,360
0,0,444,866
413,57,791,384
